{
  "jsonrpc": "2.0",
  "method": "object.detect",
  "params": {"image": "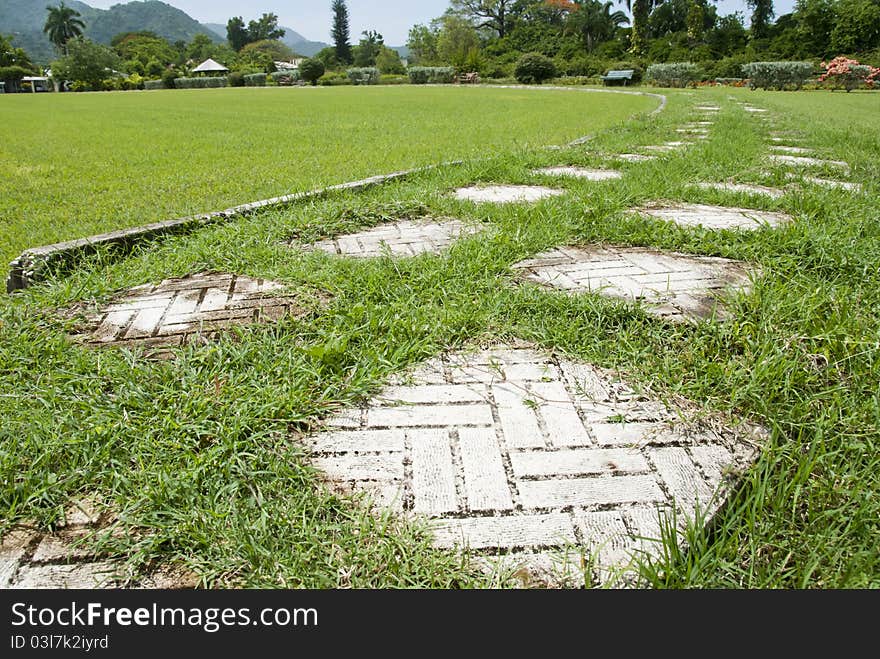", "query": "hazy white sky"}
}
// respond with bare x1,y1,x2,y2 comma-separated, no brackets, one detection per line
87,1,799,45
